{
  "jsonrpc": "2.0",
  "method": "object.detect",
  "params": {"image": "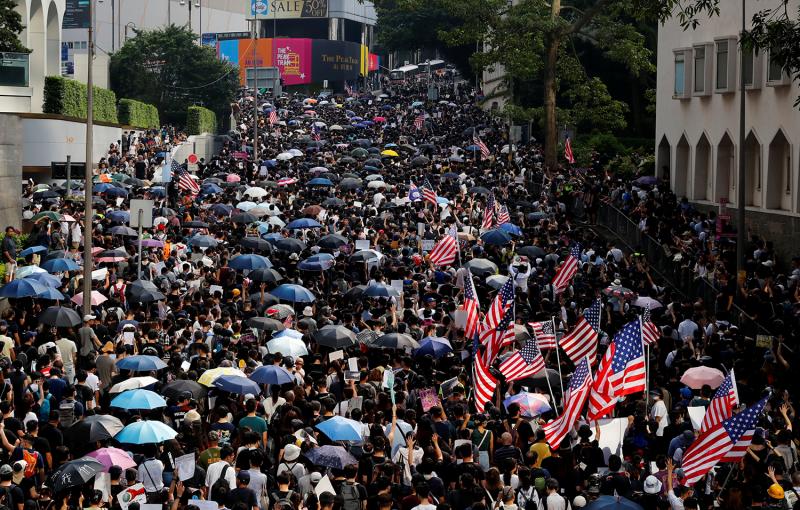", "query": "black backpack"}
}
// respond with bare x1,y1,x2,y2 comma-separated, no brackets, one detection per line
210,464,231,500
